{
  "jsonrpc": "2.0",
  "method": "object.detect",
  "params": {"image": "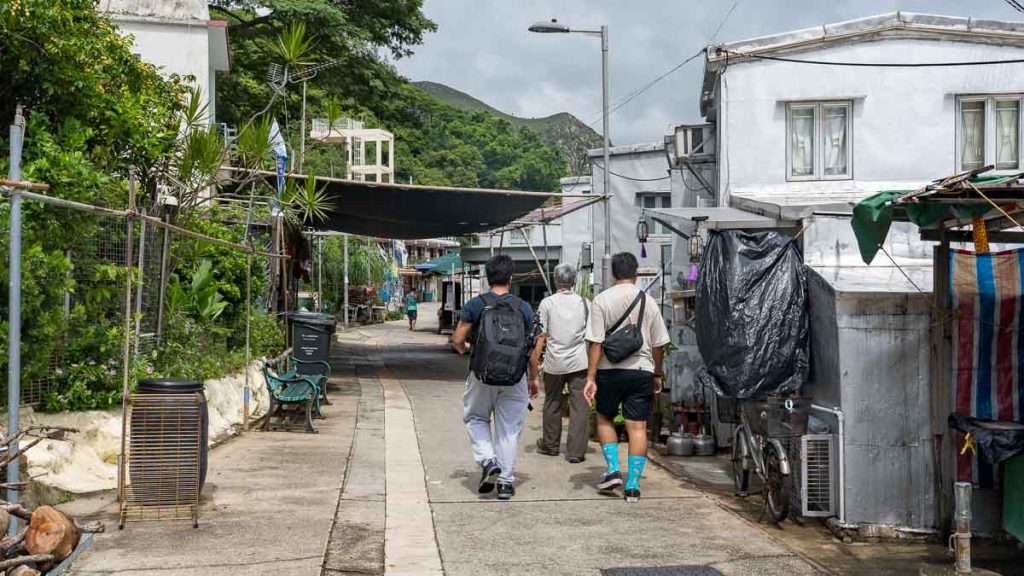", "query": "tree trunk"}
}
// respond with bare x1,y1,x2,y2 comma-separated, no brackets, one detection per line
8,565,41,576
24,506,80,569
